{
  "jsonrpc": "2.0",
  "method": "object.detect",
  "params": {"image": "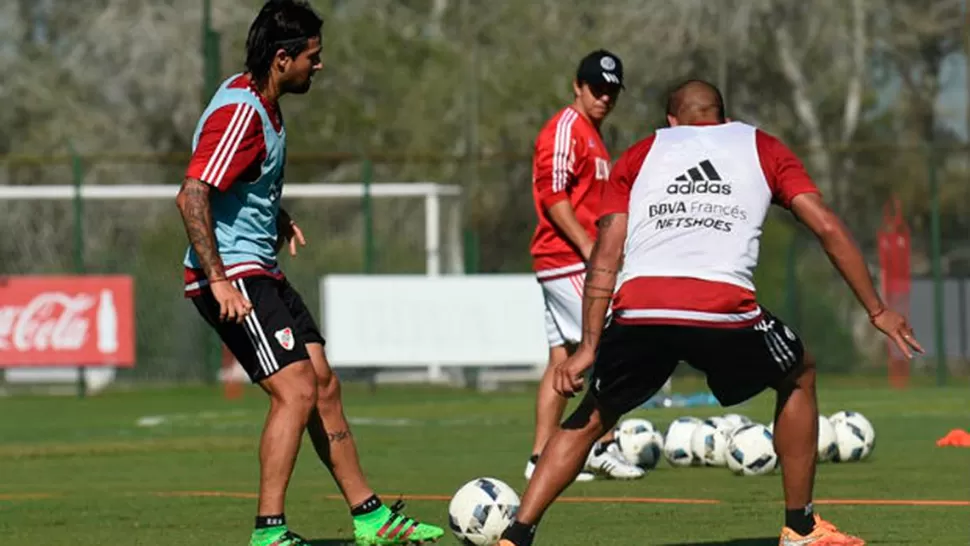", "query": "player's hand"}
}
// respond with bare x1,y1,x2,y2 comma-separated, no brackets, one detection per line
211,279,252,324
276,209,307,257
554,348,595,398
282,220,307,257
870,308,924,359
